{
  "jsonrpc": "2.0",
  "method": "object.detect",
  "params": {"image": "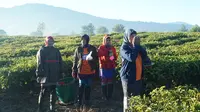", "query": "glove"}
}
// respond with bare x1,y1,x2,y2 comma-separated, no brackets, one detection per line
109,55,115,61
86,51,93,60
